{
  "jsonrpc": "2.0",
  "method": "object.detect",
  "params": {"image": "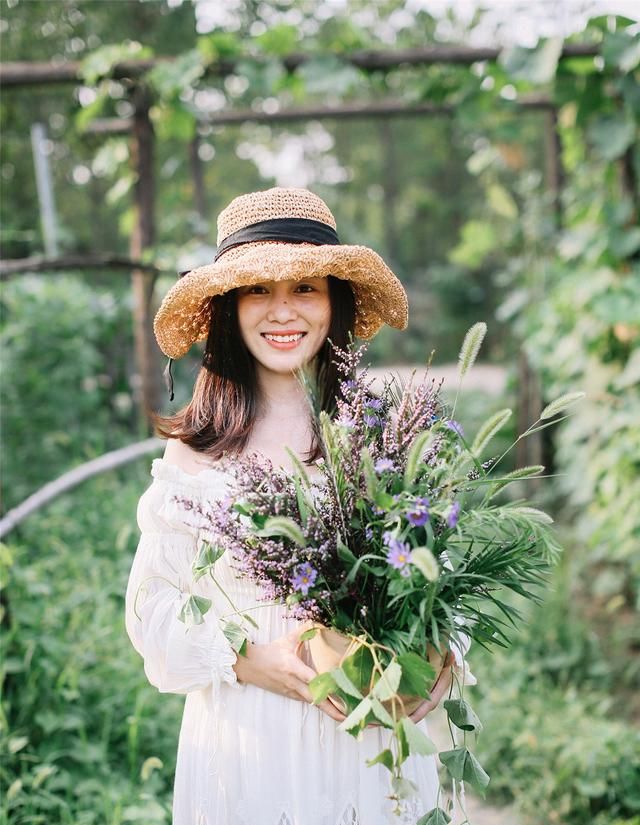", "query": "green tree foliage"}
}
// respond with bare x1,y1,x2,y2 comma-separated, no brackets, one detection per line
1,275,137,509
